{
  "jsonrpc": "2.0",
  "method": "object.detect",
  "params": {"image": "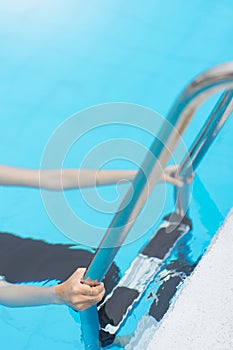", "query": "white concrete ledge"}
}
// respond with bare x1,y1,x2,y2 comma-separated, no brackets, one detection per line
147,208,233,350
